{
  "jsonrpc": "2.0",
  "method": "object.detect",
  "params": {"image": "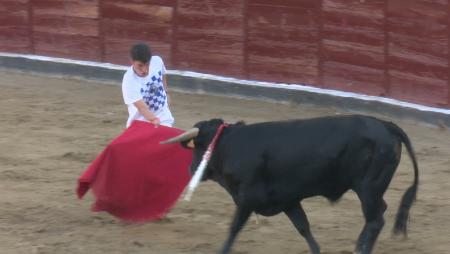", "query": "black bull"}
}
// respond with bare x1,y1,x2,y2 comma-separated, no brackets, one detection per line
161,115,419,254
